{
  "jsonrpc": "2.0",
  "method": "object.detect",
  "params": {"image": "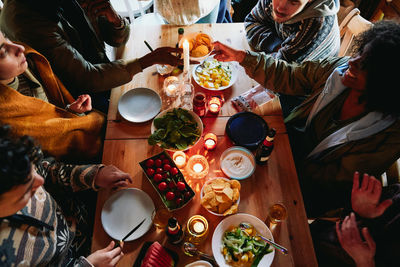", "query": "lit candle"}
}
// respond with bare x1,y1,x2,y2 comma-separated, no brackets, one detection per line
166,84,177,96
173,151,187,169
183,39,190,81
193,163,204,173
208,97,222,114
193,221,205,234
204,133,217,150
